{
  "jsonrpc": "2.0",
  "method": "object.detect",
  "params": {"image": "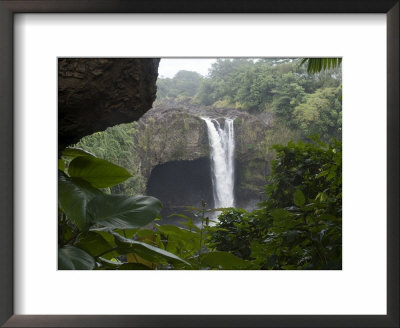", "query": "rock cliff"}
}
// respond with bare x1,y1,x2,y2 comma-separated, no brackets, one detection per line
135,103,273,211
